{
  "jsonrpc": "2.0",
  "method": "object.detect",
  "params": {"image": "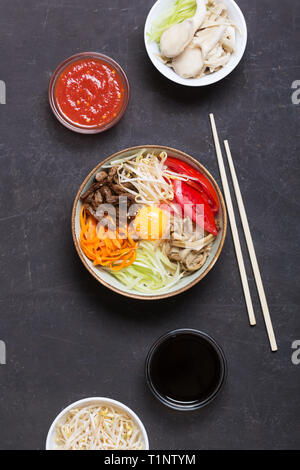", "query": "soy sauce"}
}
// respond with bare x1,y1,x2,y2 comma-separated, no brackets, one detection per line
146,330,226,410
